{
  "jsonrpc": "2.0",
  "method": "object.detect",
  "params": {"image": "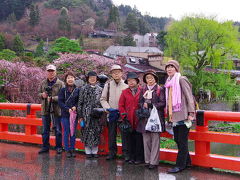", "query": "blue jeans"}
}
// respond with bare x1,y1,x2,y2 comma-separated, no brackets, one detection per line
61,117,77,151
42,115,62,150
